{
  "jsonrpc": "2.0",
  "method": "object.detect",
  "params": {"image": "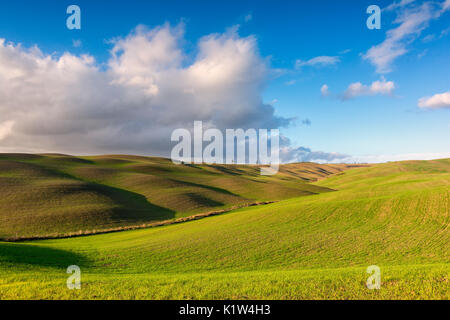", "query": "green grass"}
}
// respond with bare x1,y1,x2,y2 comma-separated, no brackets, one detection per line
0,158,448,299
0,153,353,239
1,265,447,300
